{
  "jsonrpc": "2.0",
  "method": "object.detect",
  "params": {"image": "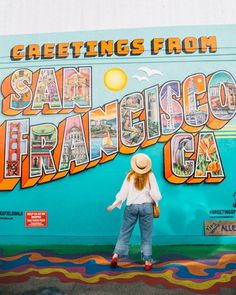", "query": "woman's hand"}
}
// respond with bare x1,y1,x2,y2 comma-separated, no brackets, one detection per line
106,201,122,212
106,205,114,212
